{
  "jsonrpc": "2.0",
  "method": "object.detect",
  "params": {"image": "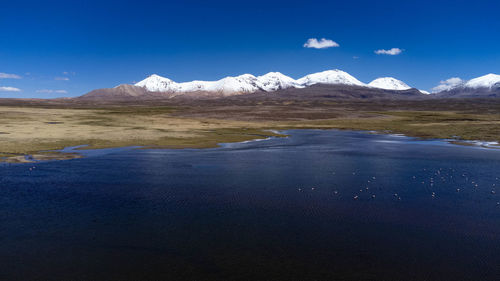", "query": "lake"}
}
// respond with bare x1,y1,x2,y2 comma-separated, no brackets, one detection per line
1,130,499,280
